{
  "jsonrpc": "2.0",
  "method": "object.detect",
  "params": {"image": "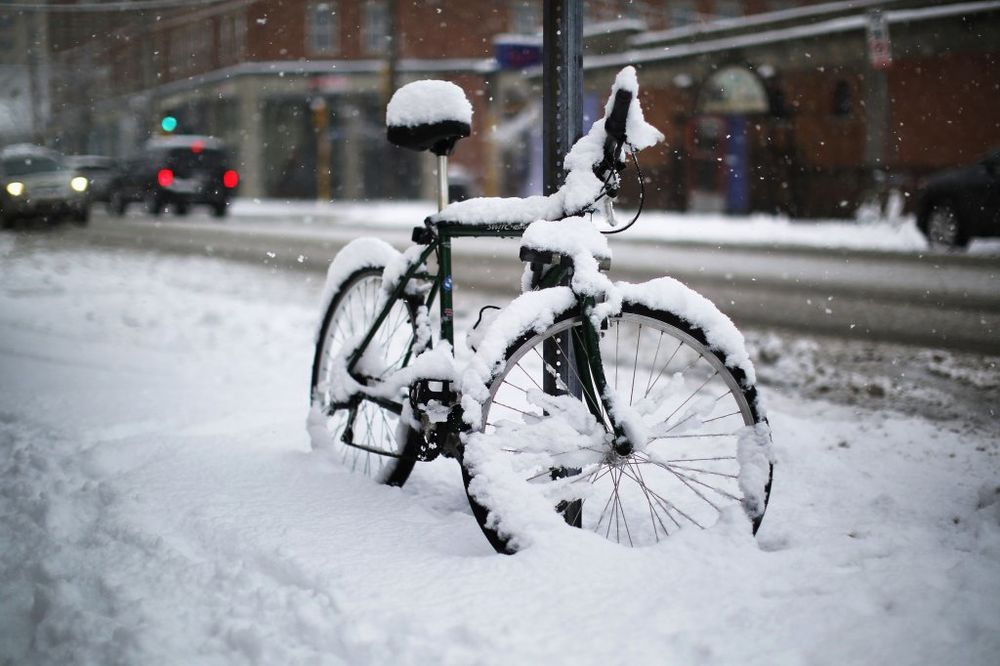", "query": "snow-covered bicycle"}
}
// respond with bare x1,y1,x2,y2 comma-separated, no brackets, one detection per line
308,67,773,554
